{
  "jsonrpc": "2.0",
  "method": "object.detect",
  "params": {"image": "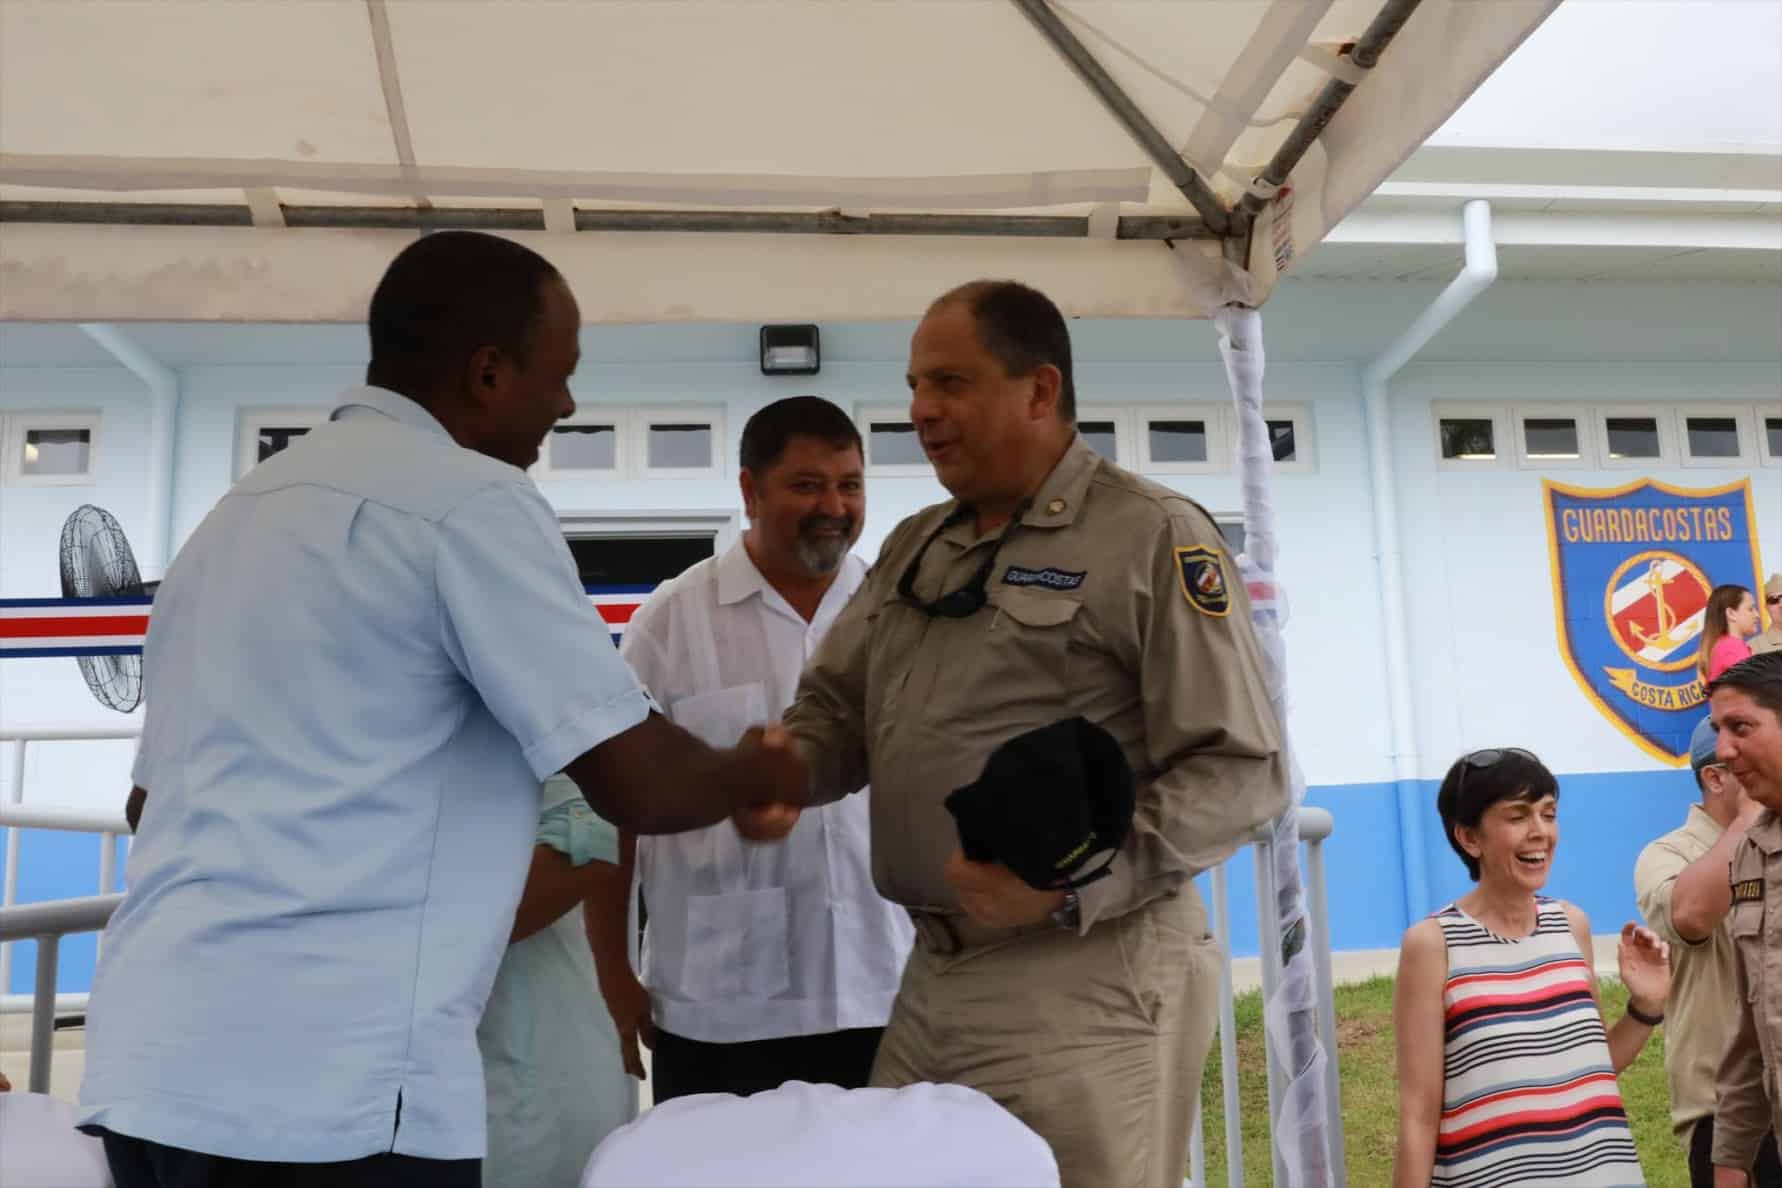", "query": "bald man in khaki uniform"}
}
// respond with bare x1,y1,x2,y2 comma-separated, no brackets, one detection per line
772,280,1289,1188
